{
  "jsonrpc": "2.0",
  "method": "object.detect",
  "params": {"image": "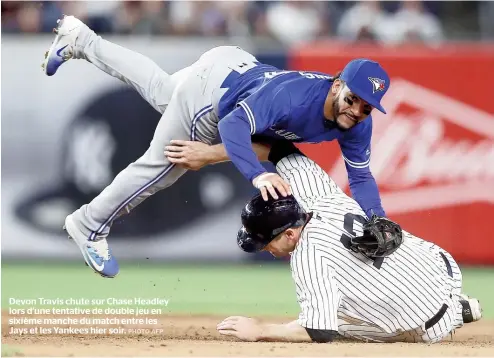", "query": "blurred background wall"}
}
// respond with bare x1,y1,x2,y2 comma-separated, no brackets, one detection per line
2,0,494,265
